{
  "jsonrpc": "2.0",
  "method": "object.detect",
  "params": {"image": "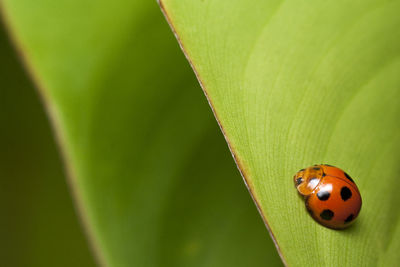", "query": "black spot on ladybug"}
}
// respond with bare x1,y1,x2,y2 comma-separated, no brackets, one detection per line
344,214,354,223
296,178,303,185
313,167,320,171
317,190,330,201
322,172,326,177
344,172,354,183
320,209,334,220
340,186,352,201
